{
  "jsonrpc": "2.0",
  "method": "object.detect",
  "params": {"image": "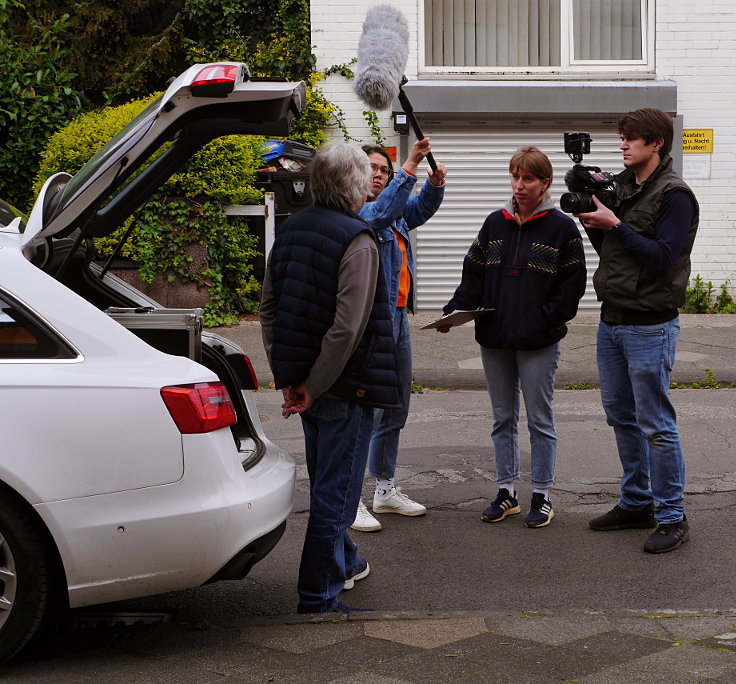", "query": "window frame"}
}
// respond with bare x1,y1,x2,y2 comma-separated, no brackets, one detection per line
419,0,655,75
